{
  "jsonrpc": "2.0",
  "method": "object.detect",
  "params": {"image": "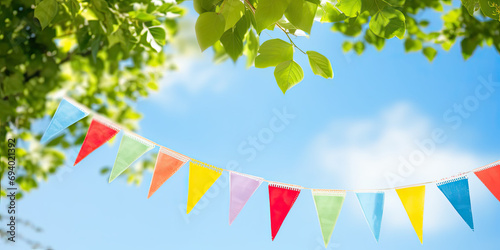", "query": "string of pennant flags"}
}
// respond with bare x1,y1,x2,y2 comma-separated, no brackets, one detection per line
41,98,500,247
